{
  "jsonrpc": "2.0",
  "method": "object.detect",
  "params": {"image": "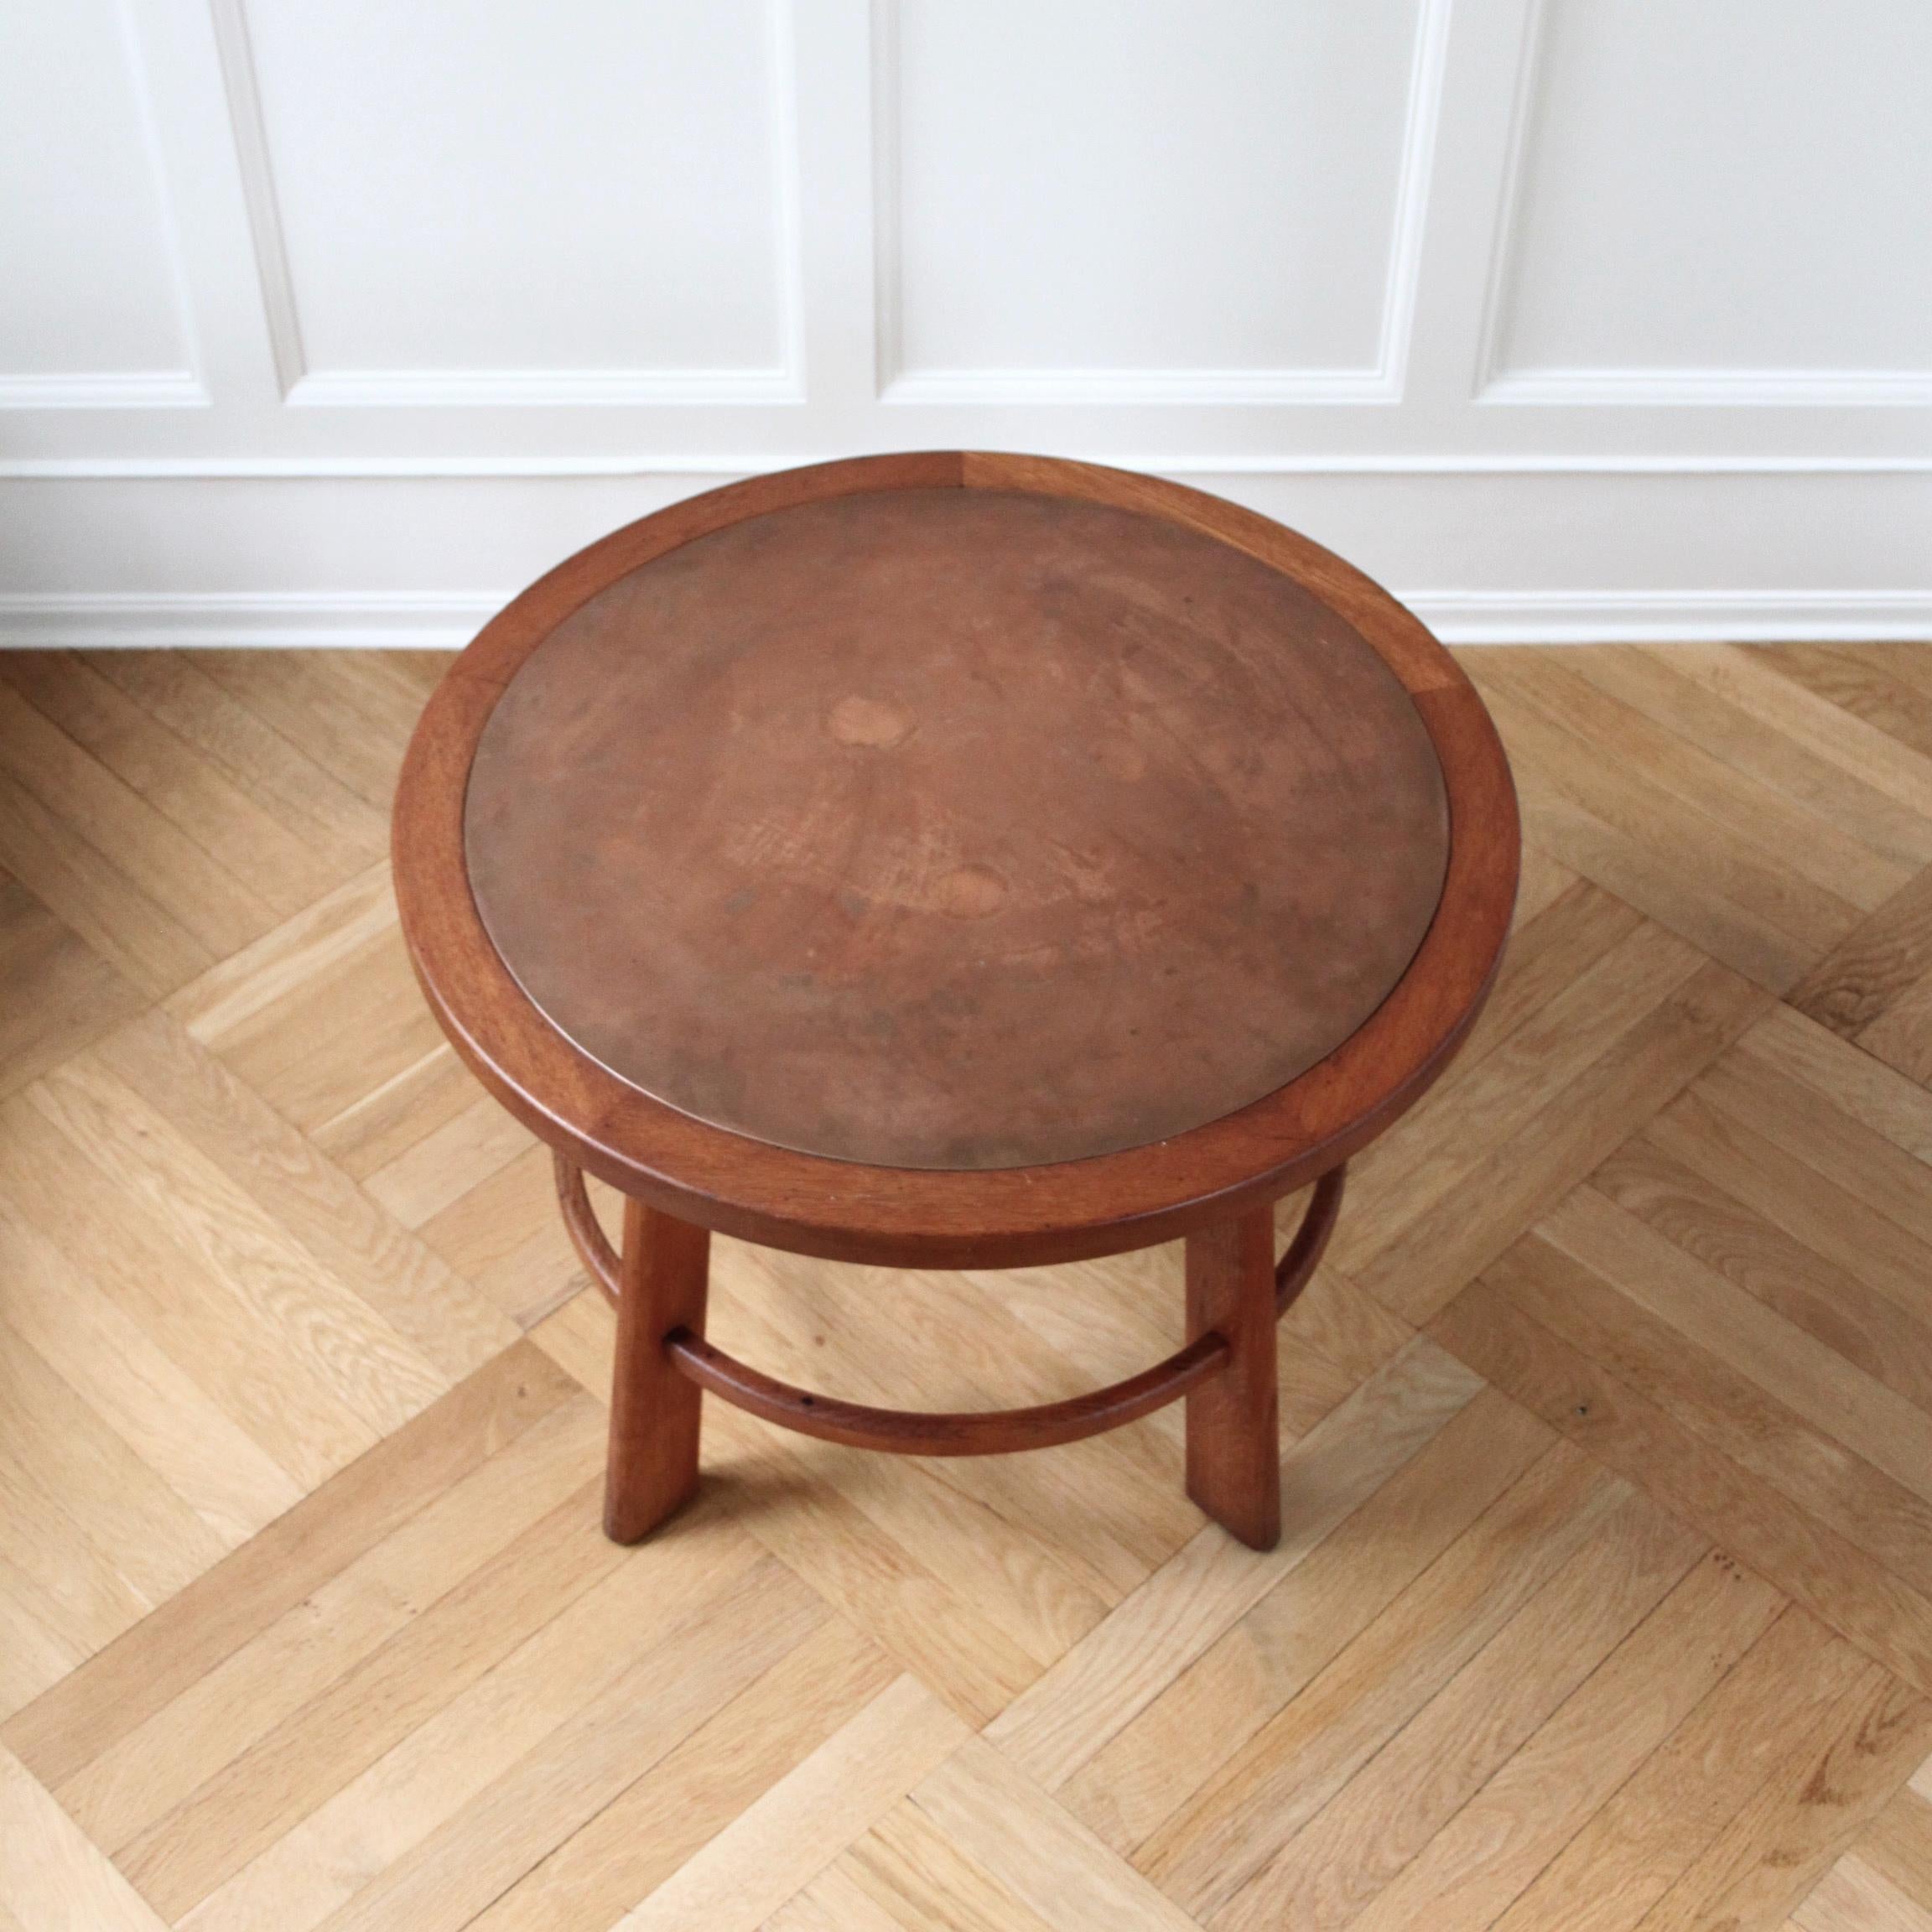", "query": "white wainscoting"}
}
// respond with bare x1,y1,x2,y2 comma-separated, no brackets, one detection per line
1,0,1927,644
